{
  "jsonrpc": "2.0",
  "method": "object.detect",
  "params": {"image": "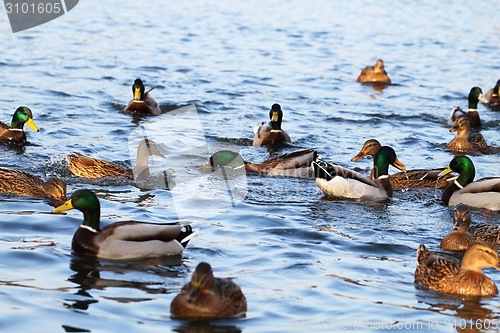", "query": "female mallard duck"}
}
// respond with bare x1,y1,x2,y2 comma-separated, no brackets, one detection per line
0,106,39,144
441,205,500,251
351,139,454,189
253,103,292,147
0,167,66,201
356,59,391,84
313,146,406,201
485,79,500,110
52,189,194,260
438,155,500,210
170,262,247,319
123,79,161,116
67,139,164,181
208,148,317,178
415,242,500,296
447,116,495,154
440,205,476,251
447,87,488,128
